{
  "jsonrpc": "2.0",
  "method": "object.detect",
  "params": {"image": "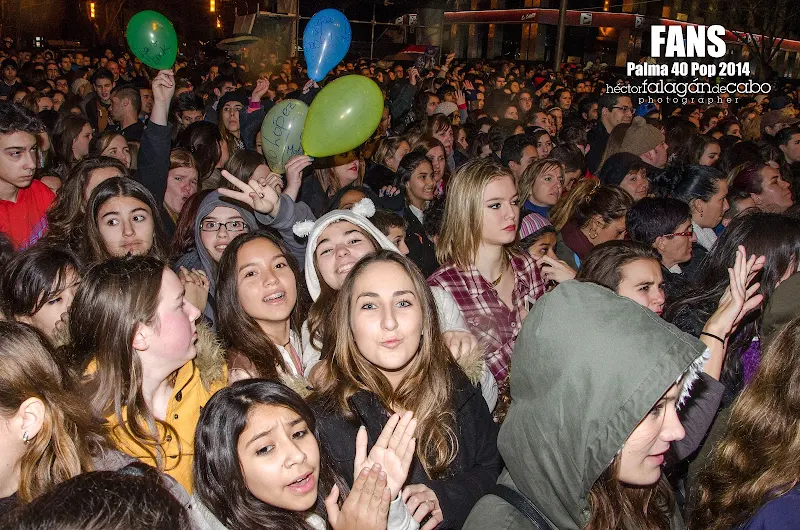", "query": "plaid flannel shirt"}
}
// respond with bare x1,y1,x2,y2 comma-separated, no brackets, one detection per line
428,252,545,384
